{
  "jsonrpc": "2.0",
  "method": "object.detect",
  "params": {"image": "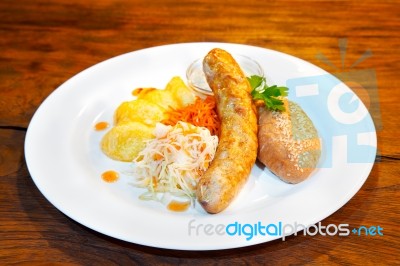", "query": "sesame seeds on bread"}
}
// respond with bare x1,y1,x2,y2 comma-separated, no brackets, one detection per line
257,99,321,183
